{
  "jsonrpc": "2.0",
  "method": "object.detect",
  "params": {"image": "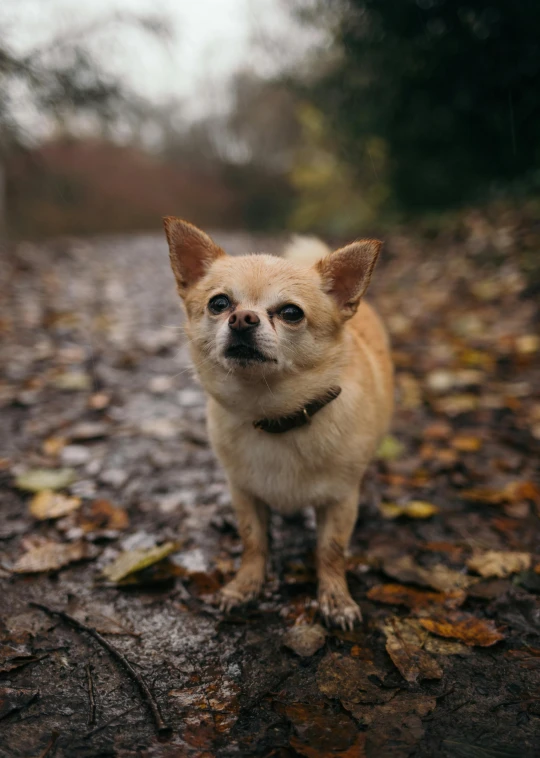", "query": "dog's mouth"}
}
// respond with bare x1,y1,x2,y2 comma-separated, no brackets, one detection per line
224,343,270,364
